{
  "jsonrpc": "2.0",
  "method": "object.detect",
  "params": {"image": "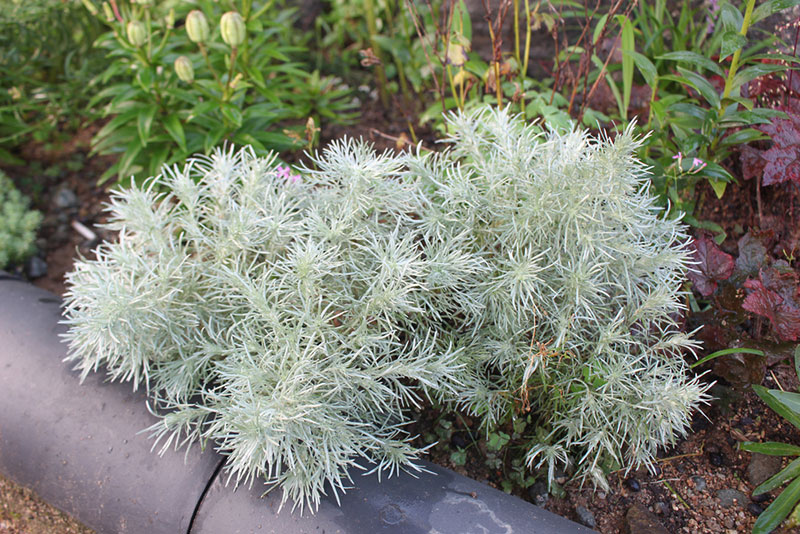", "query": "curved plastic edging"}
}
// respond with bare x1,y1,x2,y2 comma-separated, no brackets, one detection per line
0,275,594,534
191,459,595,534
0,274,223,533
